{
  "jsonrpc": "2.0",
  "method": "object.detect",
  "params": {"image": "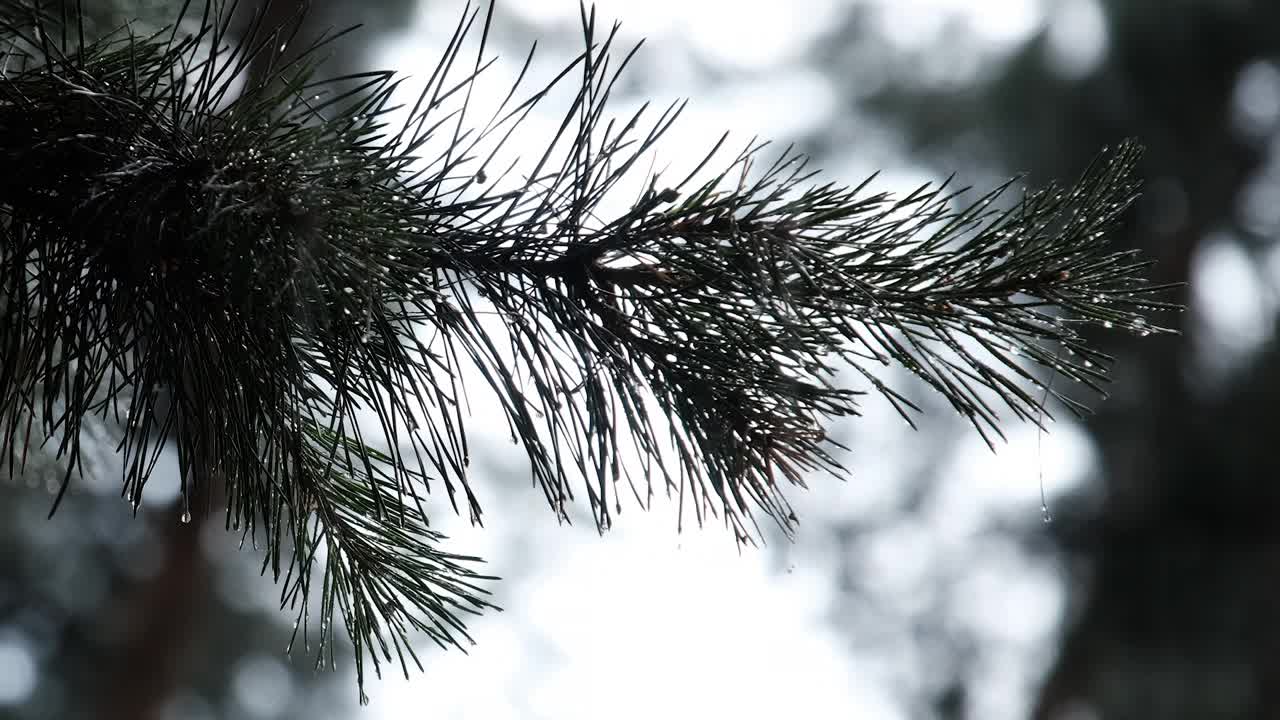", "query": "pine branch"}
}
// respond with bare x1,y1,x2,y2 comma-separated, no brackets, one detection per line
0,0,1177,701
